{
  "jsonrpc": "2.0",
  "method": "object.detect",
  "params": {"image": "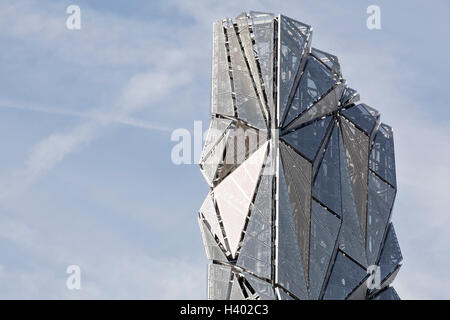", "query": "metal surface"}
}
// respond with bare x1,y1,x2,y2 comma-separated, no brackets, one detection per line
199,12,401,300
